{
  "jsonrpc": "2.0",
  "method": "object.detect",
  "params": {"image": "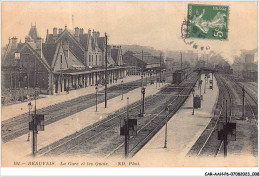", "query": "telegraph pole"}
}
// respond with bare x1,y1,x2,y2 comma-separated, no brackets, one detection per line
204,75,206,94
212,72,214,90
140,51,144,115
207,54,208,67
141,50,144,88
142,88,145,115
141,50,144,76
160,53,162,85
33,55,37,156
242,87,245,120
224,99,228,157
105,33,108,108
125,97,129,158
180,51,182,70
